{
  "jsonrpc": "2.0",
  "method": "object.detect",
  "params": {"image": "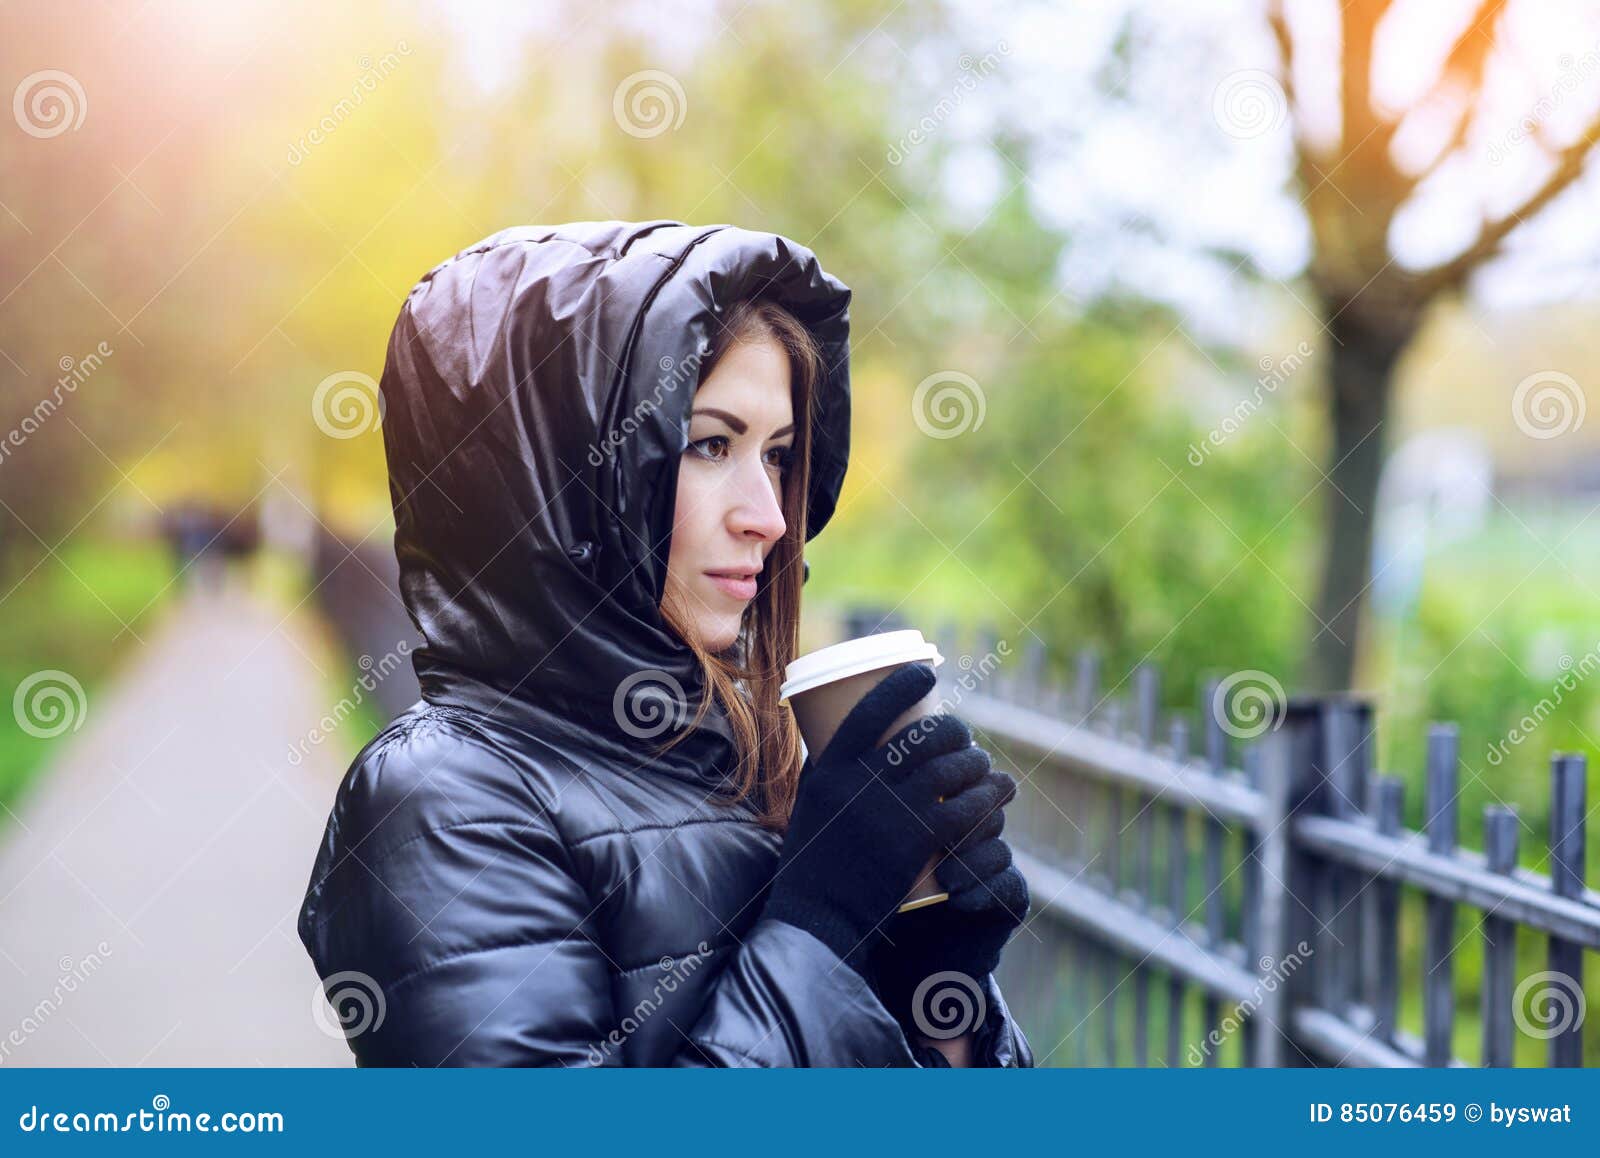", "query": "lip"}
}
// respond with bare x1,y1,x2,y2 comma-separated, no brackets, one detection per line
704,570,759,601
